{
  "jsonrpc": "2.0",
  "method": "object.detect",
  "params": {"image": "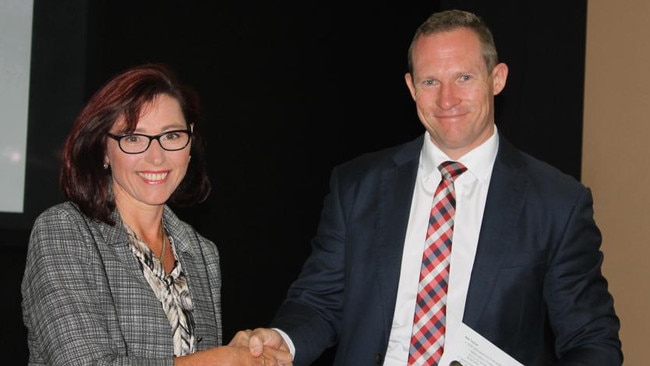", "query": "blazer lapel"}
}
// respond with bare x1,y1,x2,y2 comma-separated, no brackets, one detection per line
374,137,423,330
101,214,153,288
463,136,528,326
